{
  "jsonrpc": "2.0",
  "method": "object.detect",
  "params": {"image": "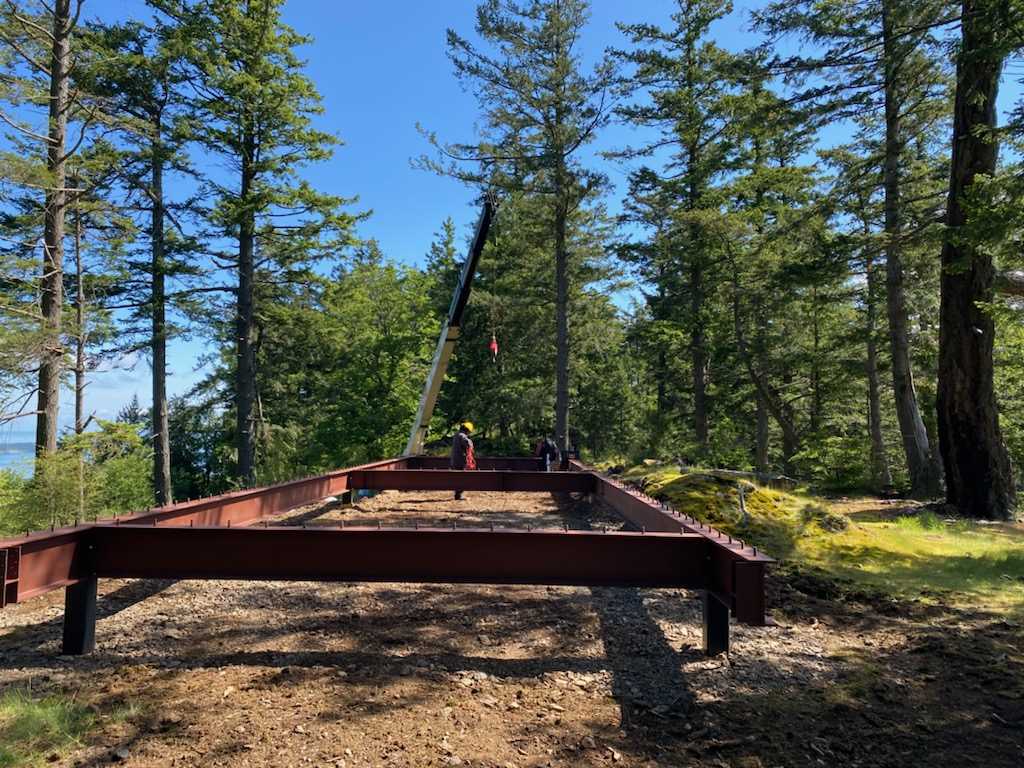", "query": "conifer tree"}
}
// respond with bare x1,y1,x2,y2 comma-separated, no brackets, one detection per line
614,0,741,457
936,0,1018,519
725,71,823,475
156,0,356,485
419,0,615,456
82,18,201,505
753,0,952,495
0,0,85,455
